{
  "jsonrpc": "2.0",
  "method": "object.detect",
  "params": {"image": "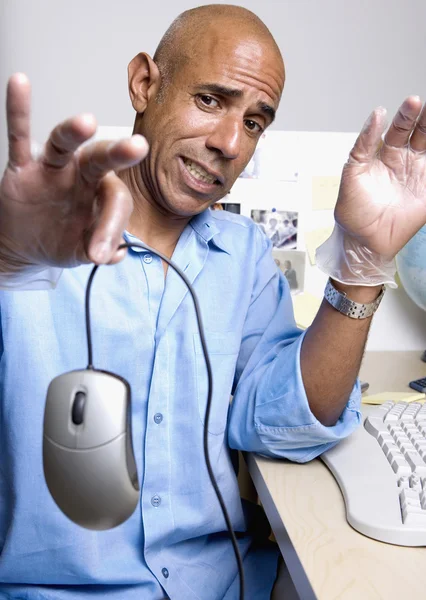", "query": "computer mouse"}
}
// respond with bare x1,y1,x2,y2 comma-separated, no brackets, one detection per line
43,369,140,530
